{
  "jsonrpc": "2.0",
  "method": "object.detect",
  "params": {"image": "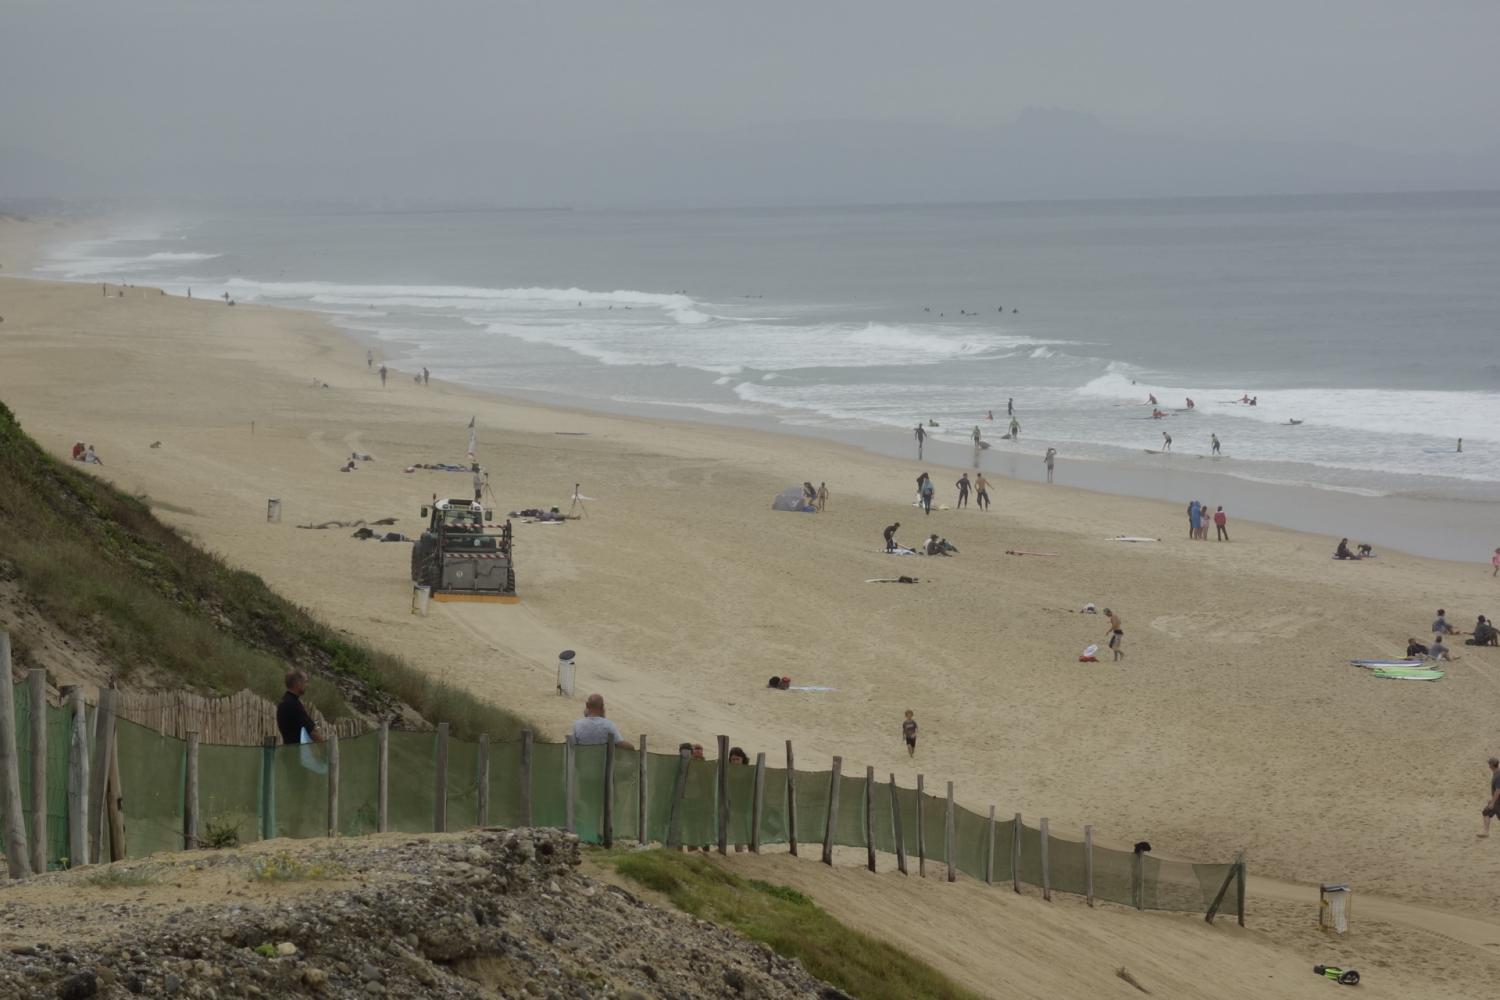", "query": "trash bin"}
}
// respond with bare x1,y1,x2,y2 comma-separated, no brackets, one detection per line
414,585,431,617
557,649,576,697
